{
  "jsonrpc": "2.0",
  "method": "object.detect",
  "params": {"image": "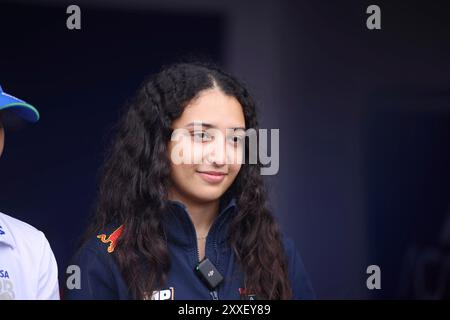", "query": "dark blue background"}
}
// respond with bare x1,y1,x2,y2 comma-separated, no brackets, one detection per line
1,0,449,299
